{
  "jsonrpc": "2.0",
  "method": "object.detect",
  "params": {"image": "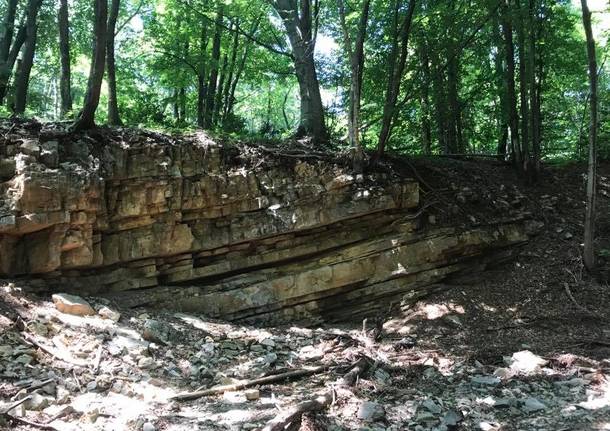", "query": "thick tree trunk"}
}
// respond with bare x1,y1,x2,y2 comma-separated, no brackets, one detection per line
203,5,223,129
273,0,327,143
14,0,43,115
58,0,73,117
376,0,416,159
0,23,25,104
500,0,521,170
0,0,18,105
72,0,108,131
581,0,597,271
107,0,122,126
